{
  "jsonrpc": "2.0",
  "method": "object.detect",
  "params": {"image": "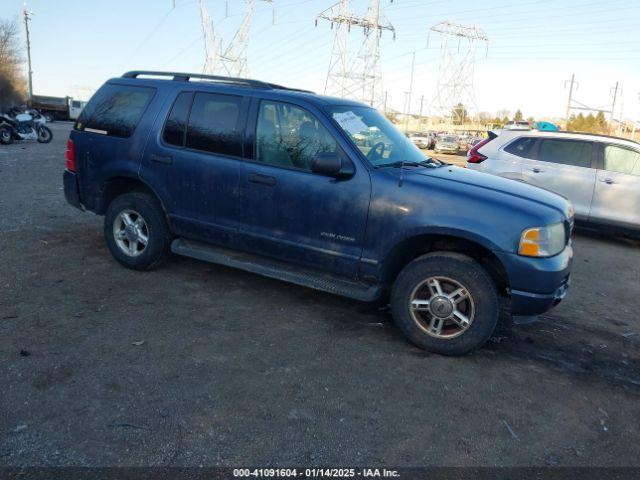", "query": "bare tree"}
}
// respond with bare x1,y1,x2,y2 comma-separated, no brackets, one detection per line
0,18,26,111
